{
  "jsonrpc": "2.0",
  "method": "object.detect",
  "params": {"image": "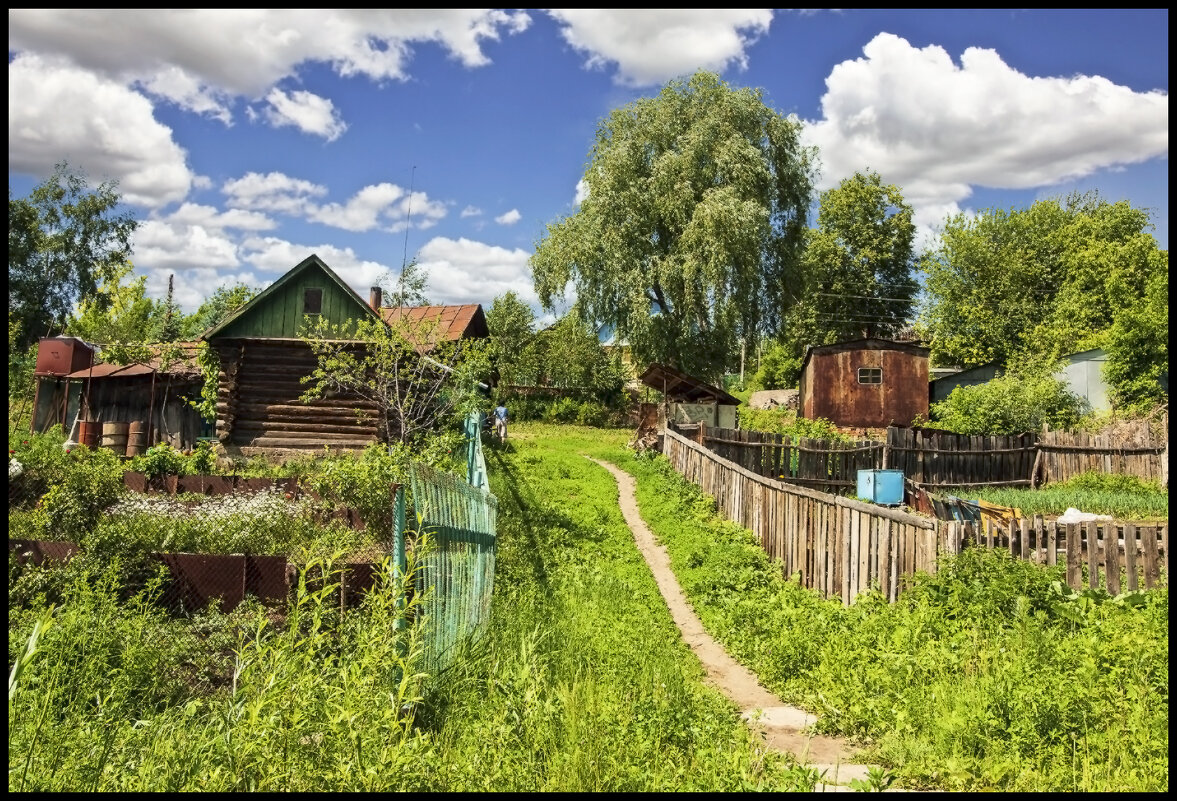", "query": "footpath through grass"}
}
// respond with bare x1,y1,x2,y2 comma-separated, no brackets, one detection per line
417,423,820,790
604,444,1168,792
